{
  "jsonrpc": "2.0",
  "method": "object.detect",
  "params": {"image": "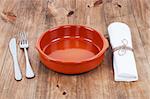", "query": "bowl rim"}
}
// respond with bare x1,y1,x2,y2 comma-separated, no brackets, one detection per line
36,24,109,64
